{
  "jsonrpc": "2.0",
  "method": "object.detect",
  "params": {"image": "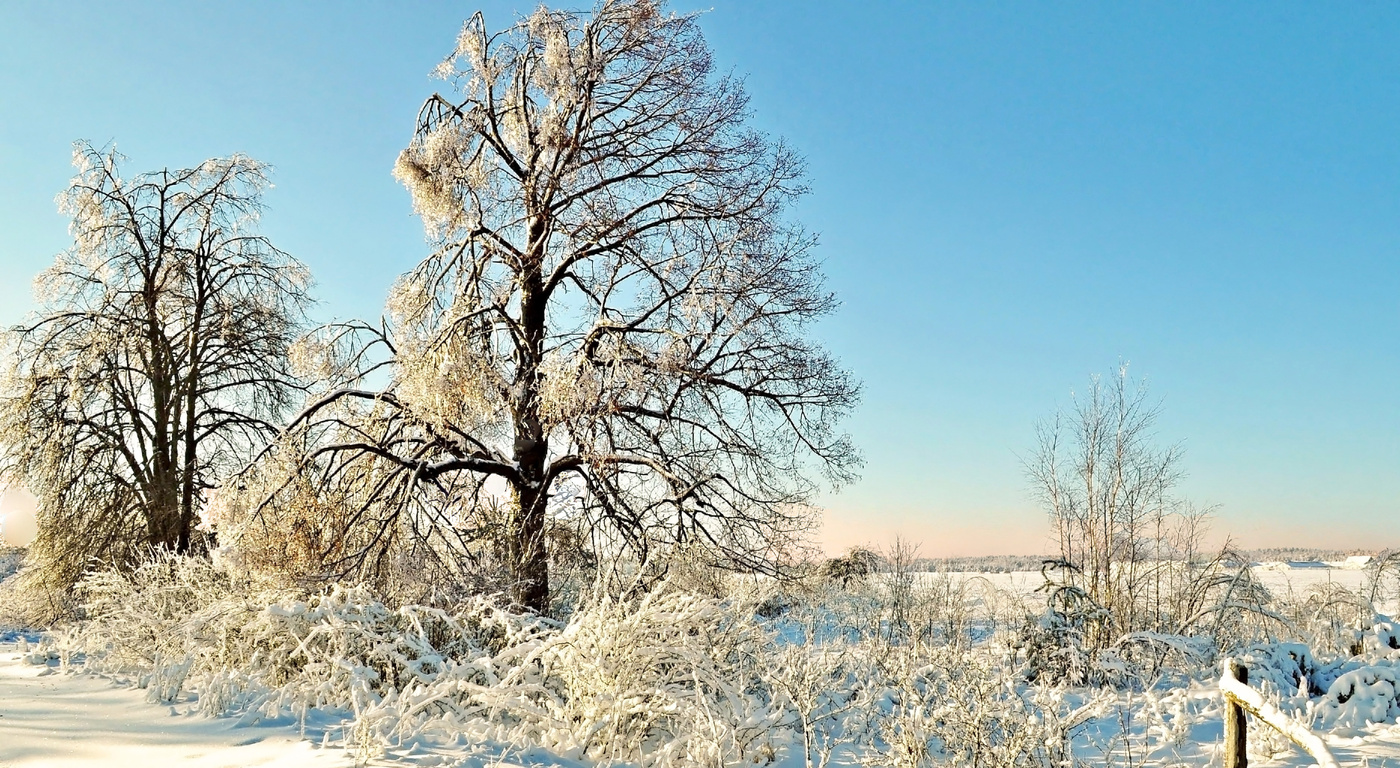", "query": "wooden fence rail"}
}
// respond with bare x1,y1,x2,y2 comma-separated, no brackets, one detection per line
1219,658,1340,768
